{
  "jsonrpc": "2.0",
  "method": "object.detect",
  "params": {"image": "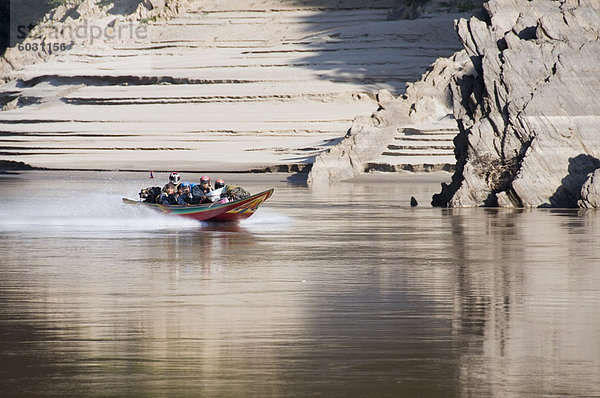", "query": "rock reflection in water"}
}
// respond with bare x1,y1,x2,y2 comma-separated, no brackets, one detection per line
444,208,600,396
